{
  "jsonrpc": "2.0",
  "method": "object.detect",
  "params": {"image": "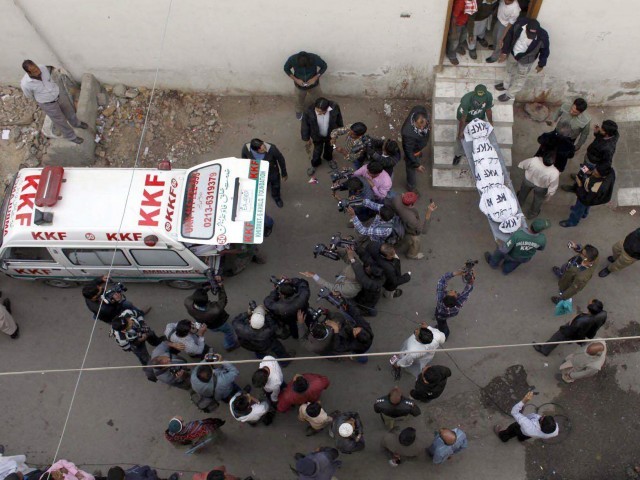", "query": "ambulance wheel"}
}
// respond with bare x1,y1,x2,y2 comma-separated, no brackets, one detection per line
163,279,198,289
43,279,79,288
